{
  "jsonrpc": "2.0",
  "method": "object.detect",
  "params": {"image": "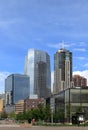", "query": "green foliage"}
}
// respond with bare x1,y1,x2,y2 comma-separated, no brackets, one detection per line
37,103,46,120
76,106,82,113
54,109,64,122
44,105,51,121
66,104,70,118
0,111,8,119
13,103,65,123
8,112,16,119
16,112,25,120
25,110,33,120
15,103,51,121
